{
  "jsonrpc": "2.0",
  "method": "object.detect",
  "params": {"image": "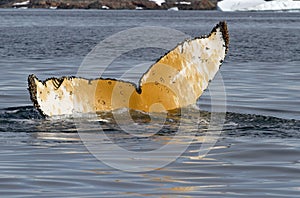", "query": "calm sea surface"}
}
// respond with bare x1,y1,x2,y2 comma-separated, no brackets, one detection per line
0,9,300,197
